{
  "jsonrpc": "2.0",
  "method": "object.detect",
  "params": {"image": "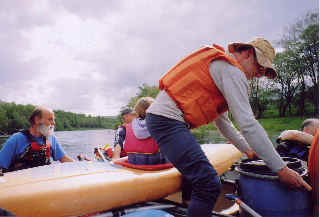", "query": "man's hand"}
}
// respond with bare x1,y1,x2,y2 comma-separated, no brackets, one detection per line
245,149,257,159
277,166,312,191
